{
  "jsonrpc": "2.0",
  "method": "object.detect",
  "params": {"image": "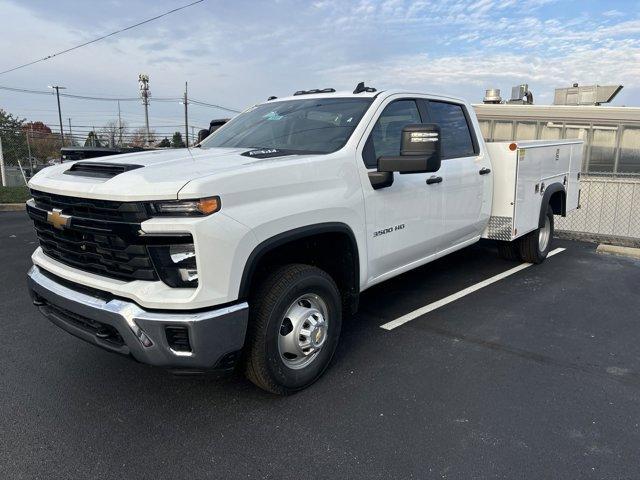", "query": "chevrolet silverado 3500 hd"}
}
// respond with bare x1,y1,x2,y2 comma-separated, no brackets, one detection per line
26,84,582,394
